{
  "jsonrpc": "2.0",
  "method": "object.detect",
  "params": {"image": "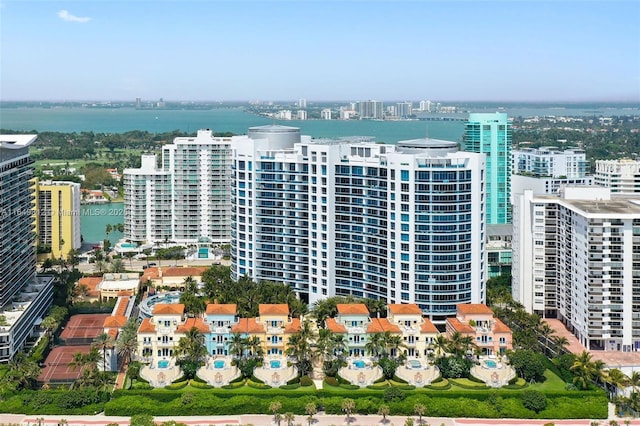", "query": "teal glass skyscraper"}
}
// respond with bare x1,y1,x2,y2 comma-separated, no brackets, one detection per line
463,113,512,224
